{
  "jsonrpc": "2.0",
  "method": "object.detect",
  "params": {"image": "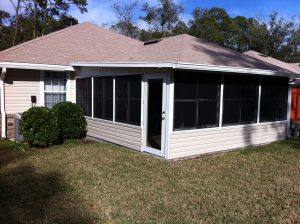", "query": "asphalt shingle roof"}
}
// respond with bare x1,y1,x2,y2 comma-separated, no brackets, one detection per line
0,22,297,74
